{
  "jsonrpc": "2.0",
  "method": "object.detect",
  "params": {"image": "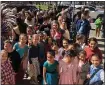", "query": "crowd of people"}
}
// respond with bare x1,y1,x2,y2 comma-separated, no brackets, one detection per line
1,4,104,85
